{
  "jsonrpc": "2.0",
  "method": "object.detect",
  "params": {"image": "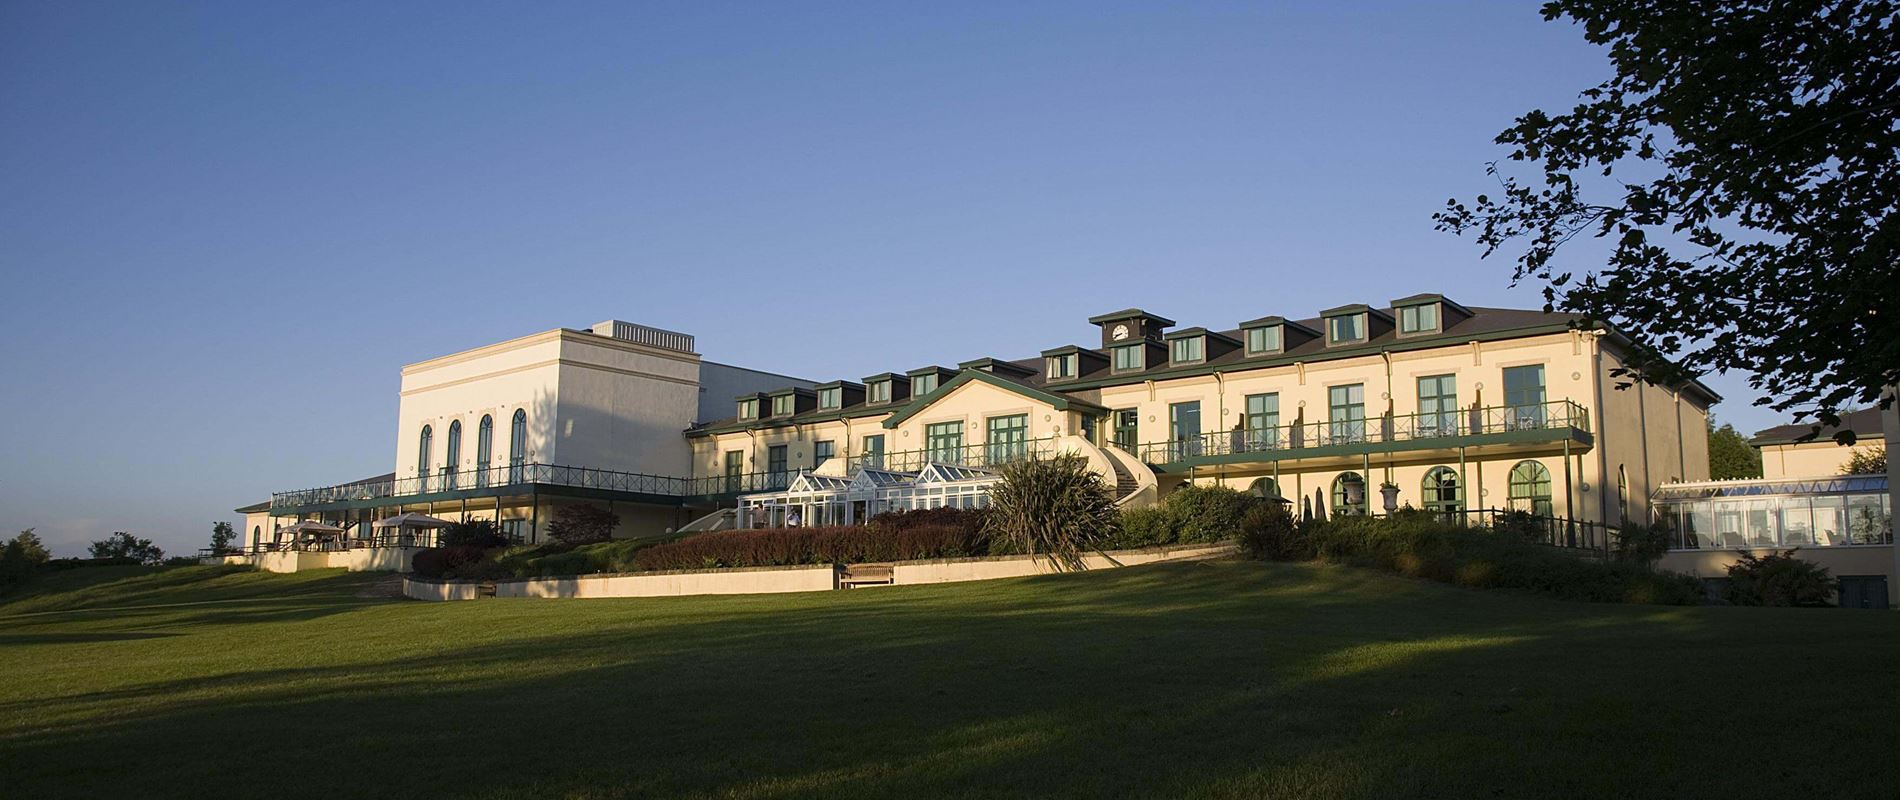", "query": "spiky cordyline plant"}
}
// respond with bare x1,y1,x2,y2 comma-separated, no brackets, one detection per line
982,453,1120,571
